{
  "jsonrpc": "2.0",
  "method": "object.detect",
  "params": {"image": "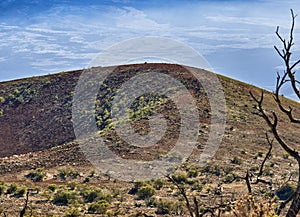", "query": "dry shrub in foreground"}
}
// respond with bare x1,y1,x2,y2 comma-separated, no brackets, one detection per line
226,195,278,217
